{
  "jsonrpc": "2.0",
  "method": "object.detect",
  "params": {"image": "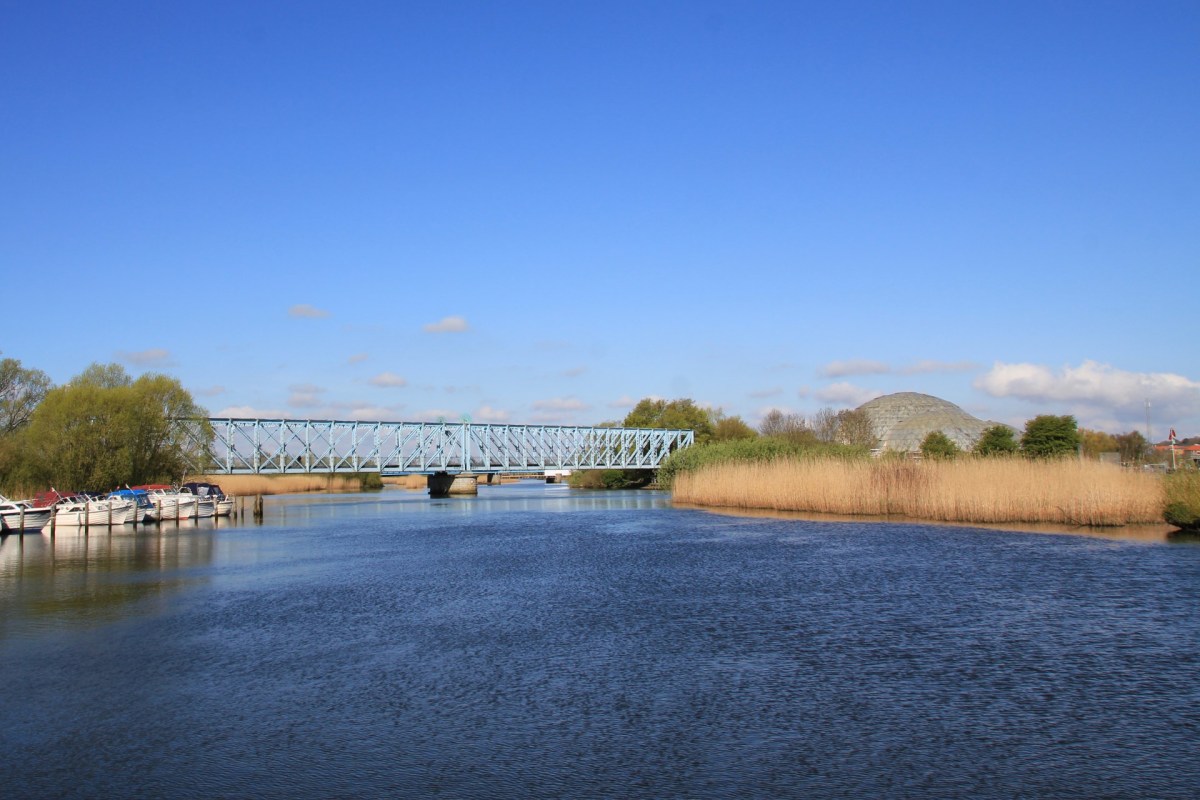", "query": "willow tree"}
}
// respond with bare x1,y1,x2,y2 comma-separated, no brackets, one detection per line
22,363,211,491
